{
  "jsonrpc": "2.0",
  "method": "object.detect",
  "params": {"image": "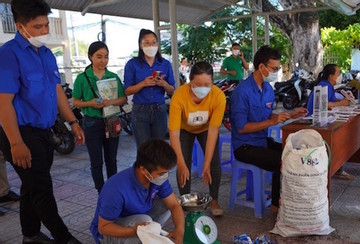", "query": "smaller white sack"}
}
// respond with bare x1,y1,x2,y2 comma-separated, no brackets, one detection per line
137,221,174,244
271,129,334,237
